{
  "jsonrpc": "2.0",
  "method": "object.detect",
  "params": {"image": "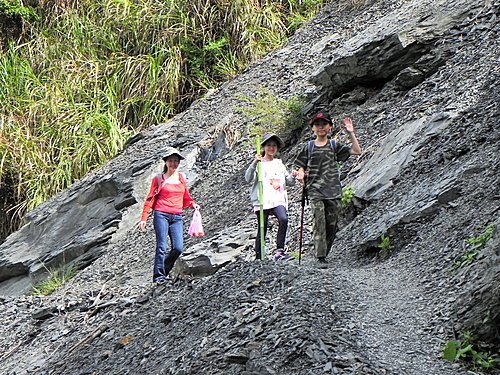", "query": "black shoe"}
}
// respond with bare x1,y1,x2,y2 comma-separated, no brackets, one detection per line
151,279,169,297
317,257,328,269
153,278,169,292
